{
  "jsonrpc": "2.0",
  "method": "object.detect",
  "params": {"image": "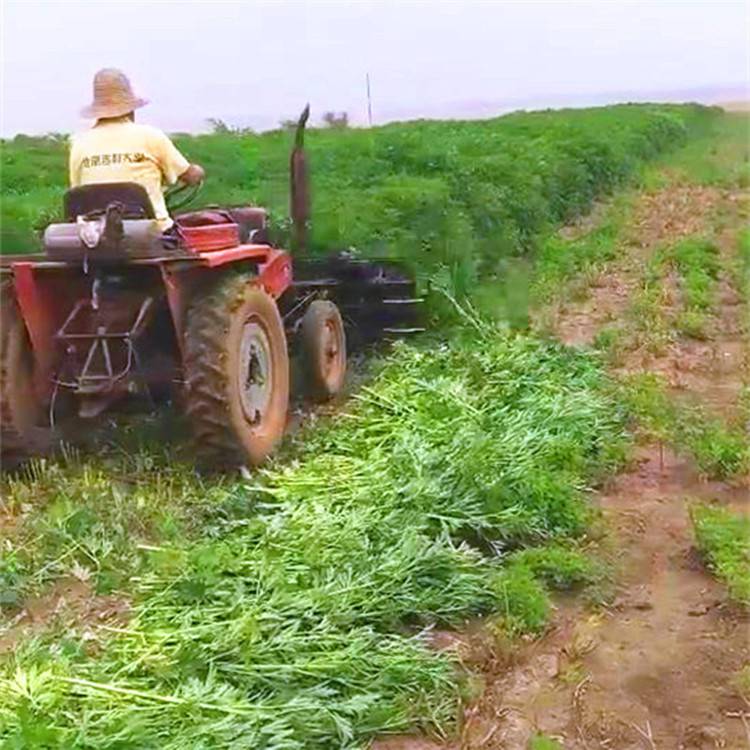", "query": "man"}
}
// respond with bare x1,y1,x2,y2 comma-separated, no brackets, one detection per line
70,68,204,231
